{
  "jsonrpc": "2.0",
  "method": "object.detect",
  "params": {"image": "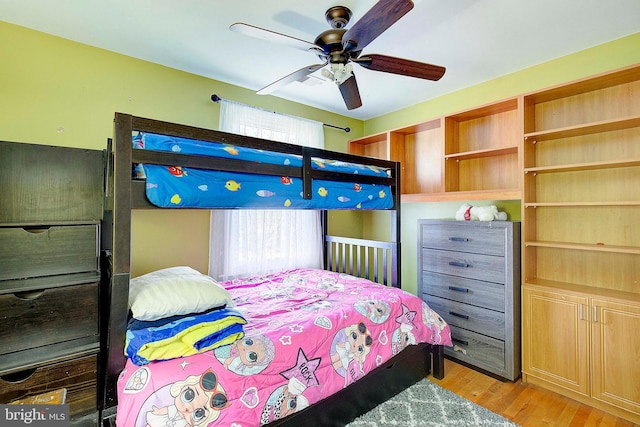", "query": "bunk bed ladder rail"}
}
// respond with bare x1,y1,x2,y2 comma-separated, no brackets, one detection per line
325,235,398,288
